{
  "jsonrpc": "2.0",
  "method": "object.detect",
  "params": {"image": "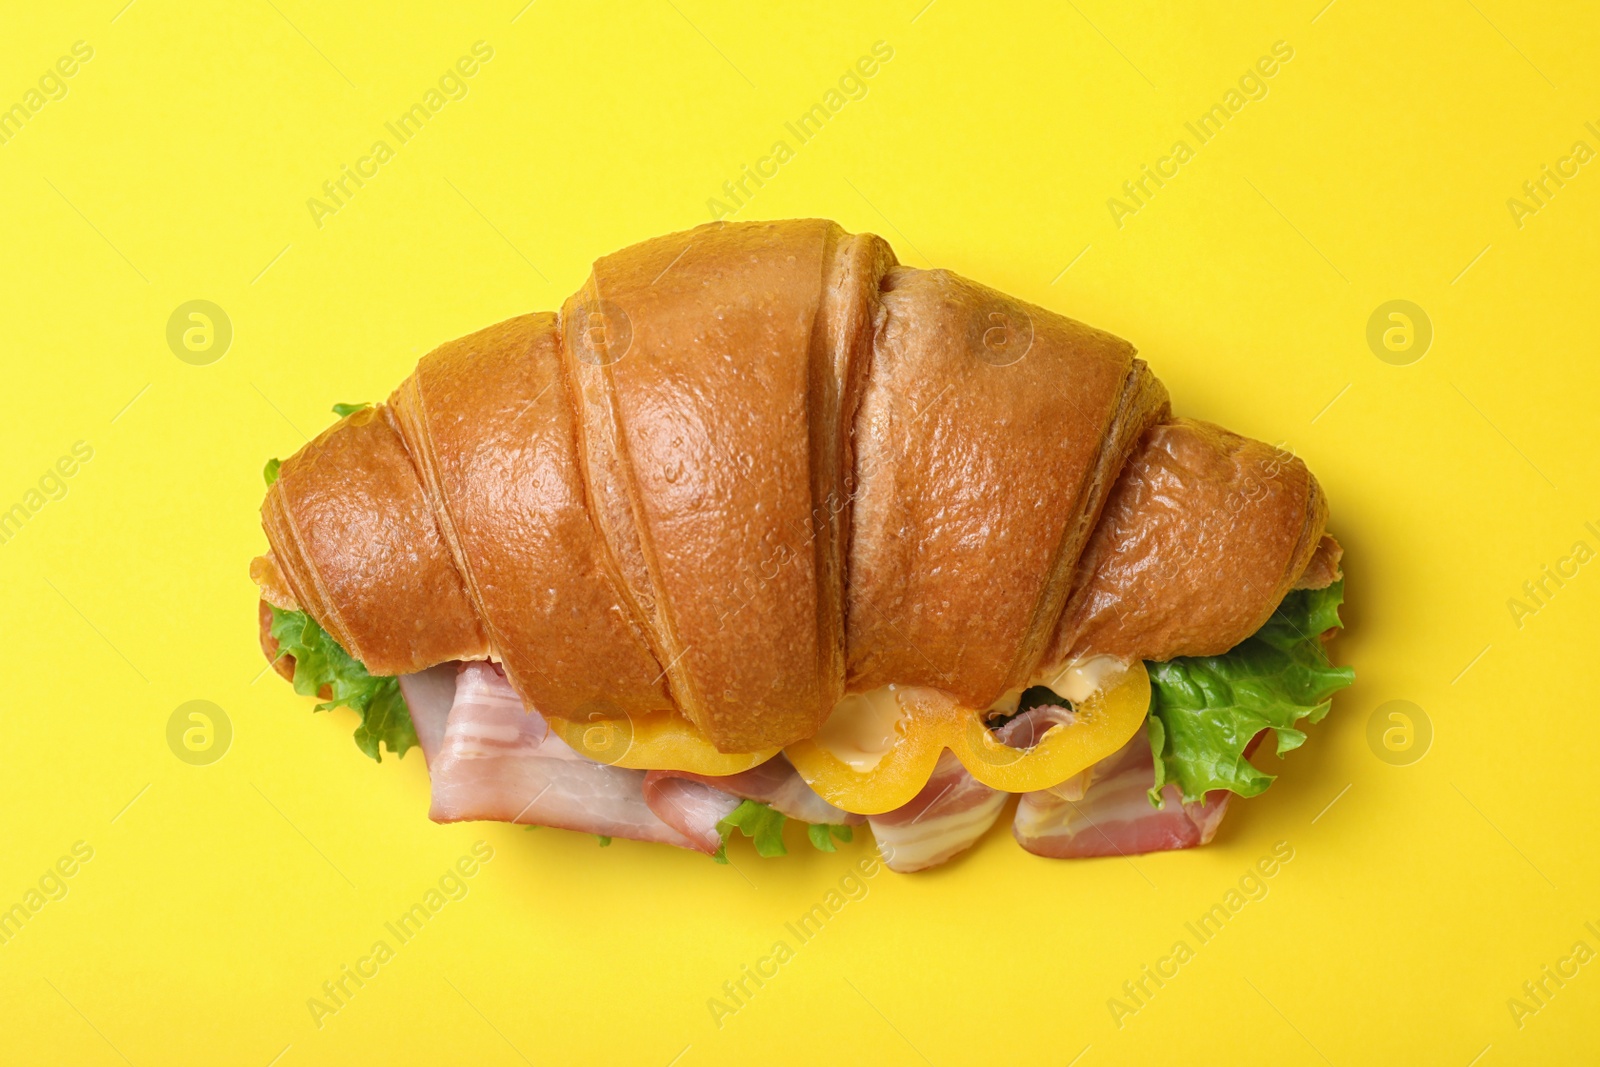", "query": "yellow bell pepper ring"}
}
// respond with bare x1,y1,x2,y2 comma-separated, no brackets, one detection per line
785,662,1151,813
545,708,777,775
